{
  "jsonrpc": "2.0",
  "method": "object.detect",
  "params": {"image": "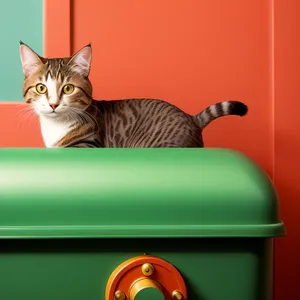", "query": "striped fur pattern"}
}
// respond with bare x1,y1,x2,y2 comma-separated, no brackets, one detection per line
19,42,248,148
